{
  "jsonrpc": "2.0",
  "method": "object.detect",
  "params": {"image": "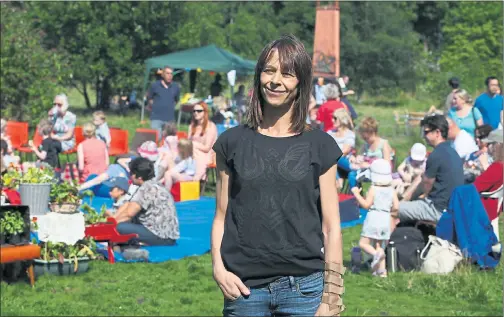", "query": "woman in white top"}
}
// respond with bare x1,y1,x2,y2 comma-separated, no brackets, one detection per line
330,108,356,188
